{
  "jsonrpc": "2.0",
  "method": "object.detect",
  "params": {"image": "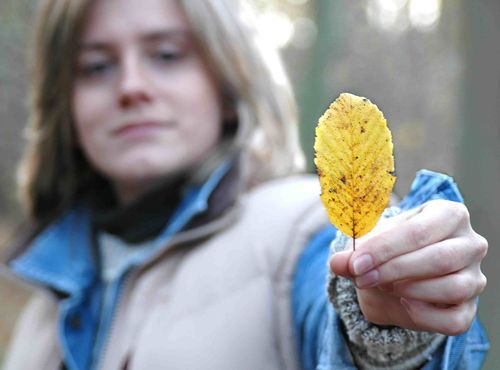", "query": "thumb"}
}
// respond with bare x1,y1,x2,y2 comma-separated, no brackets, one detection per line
330,249,354,277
